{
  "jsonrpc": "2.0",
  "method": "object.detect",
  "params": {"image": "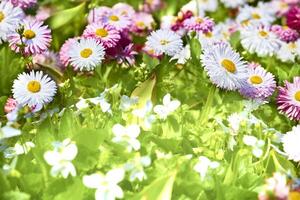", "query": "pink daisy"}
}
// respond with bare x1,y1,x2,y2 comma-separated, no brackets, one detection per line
8,19,51,55
271,25,299,42
131,12,154,35
113,3,135,17
141,0,164,13
8,0,37,9
240,65,276,100
183,16,214,33
277,77,300,121
59,37,79,67
99,9,132,31
4,97,18,113
83,23,120,48
286,6,300,31
33,50,64,70
87,6,111,24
